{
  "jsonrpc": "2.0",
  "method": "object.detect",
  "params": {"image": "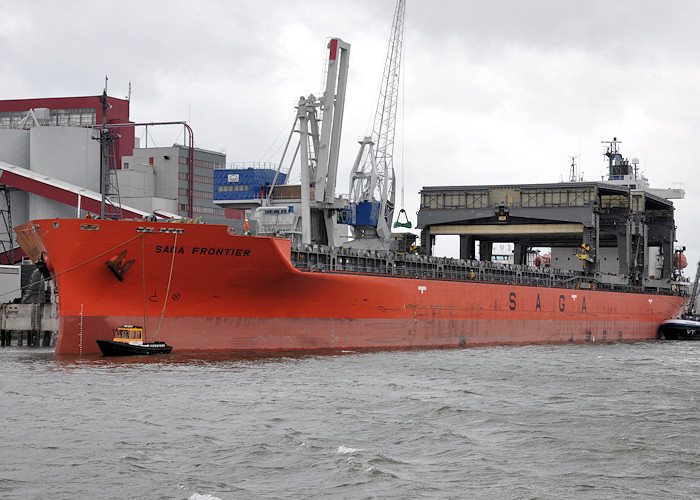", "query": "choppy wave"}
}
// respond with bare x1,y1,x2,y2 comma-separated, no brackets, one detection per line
1,342,699,499
336,445,363,454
